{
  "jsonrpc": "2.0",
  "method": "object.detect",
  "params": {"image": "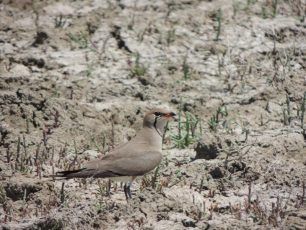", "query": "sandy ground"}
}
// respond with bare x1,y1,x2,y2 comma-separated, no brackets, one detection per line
0,0,305,229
